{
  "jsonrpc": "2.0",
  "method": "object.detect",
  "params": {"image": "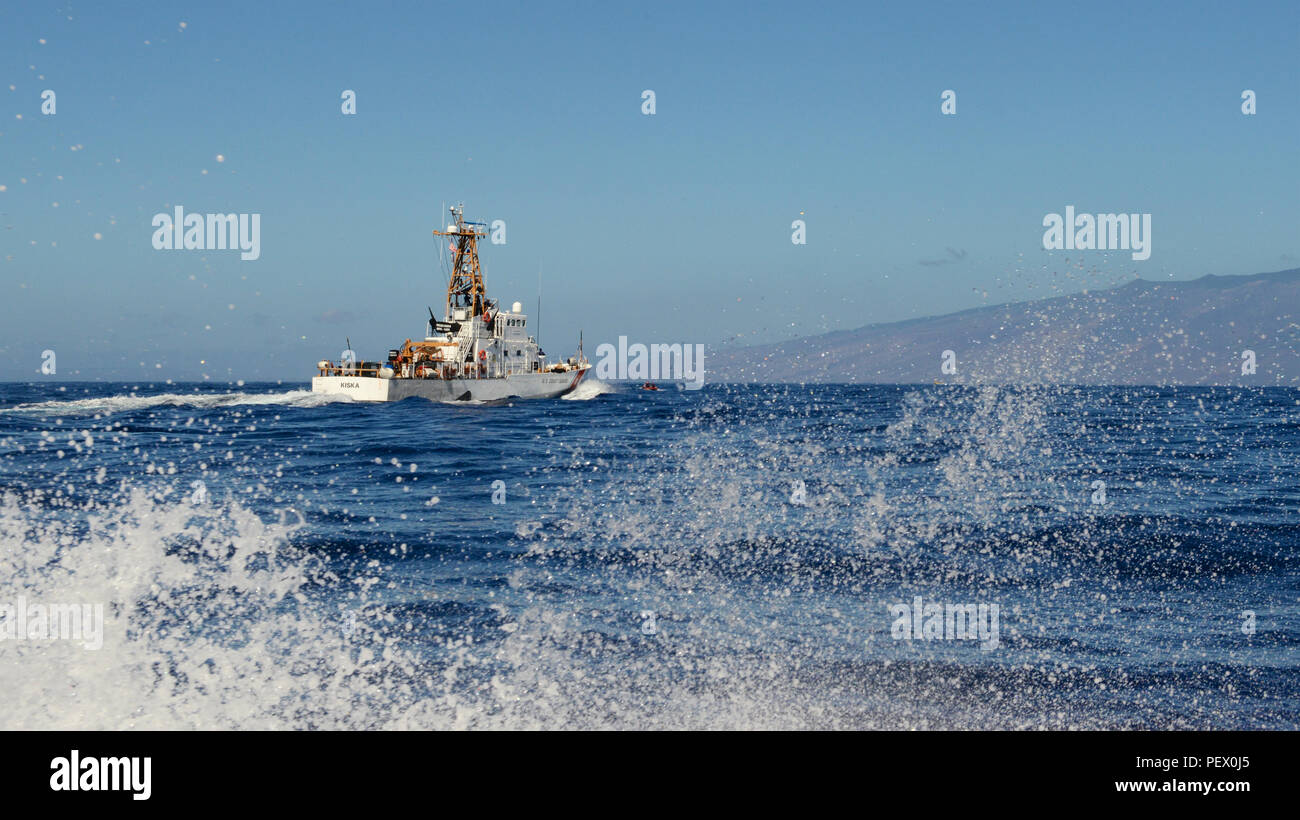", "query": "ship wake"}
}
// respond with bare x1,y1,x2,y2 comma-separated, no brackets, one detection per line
3,389,353,416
